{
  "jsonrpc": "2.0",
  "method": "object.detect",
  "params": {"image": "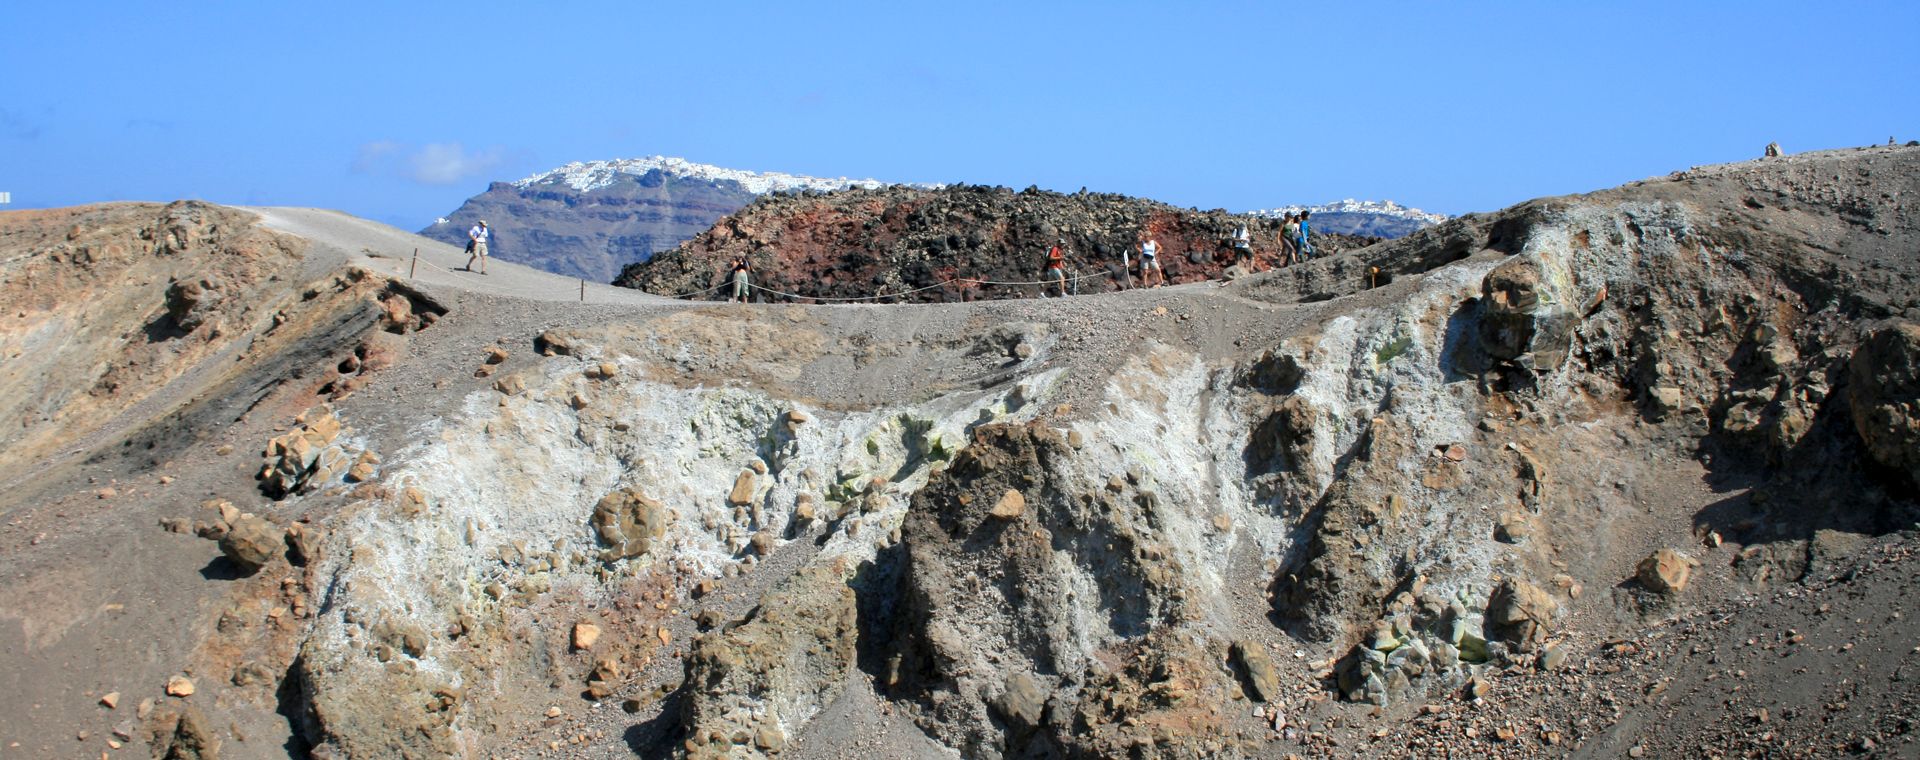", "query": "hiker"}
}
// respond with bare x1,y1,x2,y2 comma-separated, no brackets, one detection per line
1042,240,1069,297
729,256,752,303
1280,214,1300,266
464,220,490,274
1118,242,1133,290
1140,237,1164,287
1230,223,1255,271
1296,211,1316,261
